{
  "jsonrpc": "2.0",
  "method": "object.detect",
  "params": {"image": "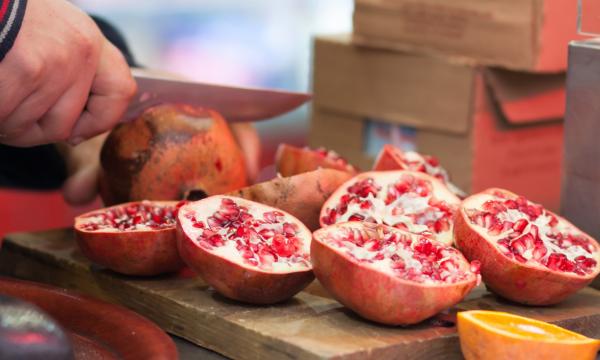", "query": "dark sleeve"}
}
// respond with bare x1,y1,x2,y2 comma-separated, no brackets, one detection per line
0,15,137,190
0,0,27,62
